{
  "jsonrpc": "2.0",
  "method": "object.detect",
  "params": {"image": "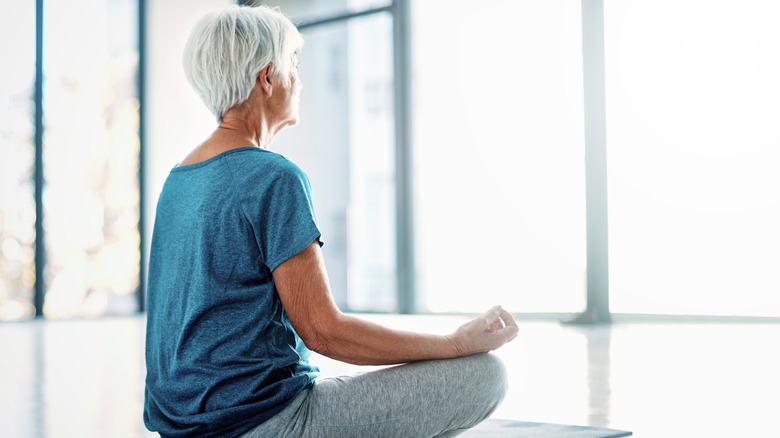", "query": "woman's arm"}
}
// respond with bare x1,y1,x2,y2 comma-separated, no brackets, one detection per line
272,240,519,366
